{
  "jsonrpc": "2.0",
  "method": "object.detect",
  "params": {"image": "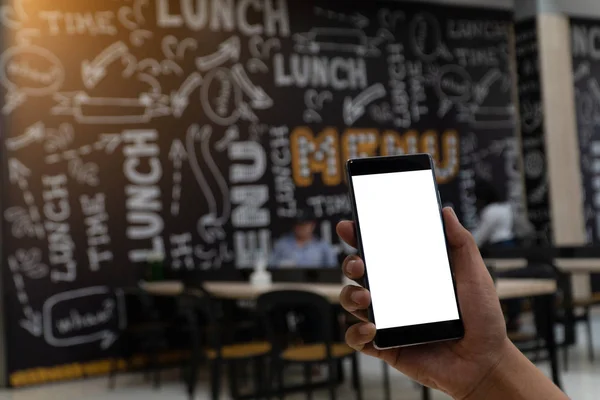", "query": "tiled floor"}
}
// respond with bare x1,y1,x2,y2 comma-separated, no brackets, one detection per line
3,311,600,400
